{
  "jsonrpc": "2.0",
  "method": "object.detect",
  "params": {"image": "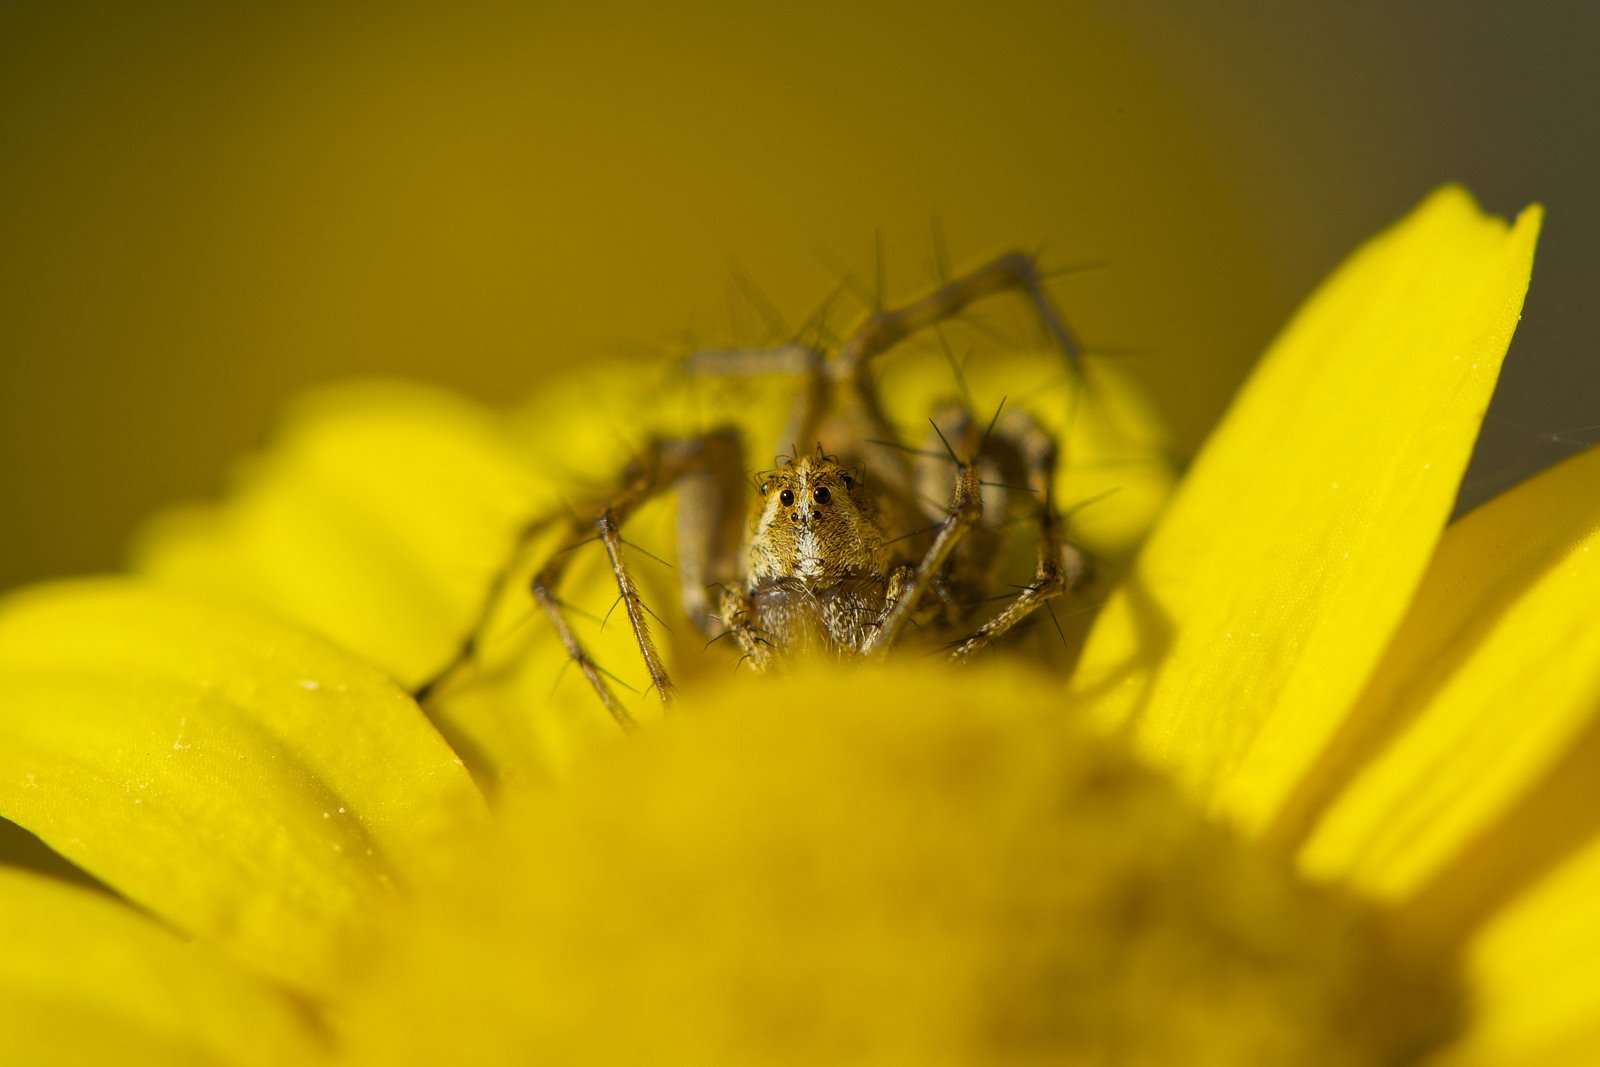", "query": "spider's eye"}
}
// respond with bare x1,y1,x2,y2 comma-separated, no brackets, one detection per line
779,489,795,507
813,486,831,504
841,474,854,488
759,482,768,495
